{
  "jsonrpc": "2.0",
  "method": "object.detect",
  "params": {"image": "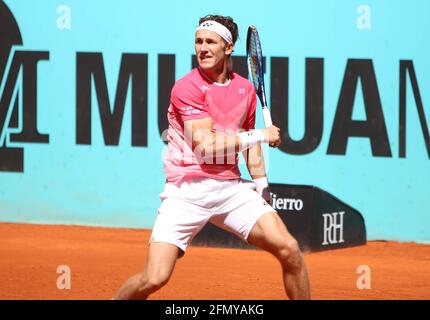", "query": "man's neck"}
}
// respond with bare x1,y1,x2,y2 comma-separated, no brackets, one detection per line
199,63,230,84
